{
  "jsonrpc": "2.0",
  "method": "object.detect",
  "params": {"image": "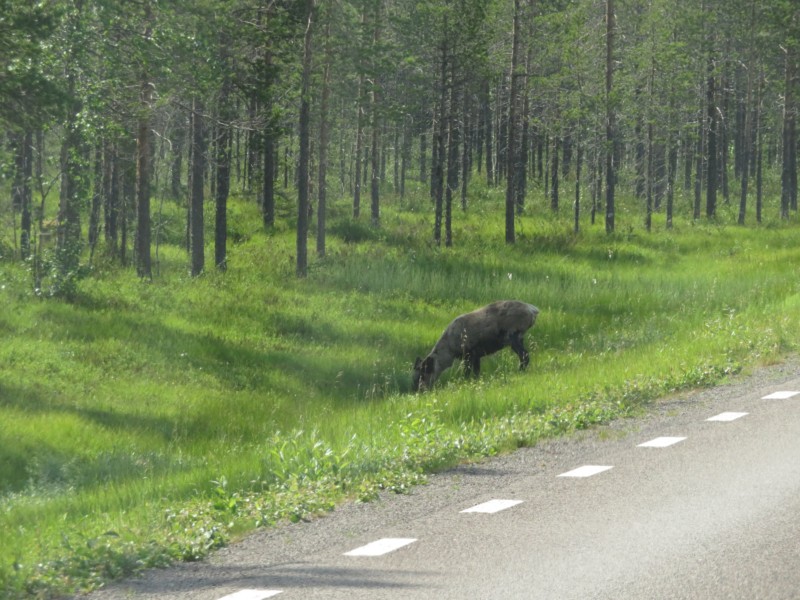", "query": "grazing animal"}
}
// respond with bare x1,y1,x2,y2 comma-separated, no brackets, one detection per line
412,300,539,392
